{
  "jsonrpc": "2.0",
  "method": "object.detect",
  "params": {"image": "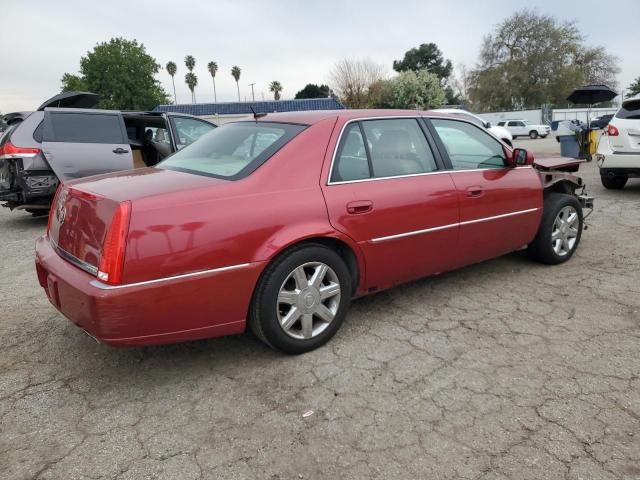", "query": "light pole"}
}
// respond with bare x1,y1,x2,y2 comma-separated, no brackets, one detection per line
248,83,256,102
